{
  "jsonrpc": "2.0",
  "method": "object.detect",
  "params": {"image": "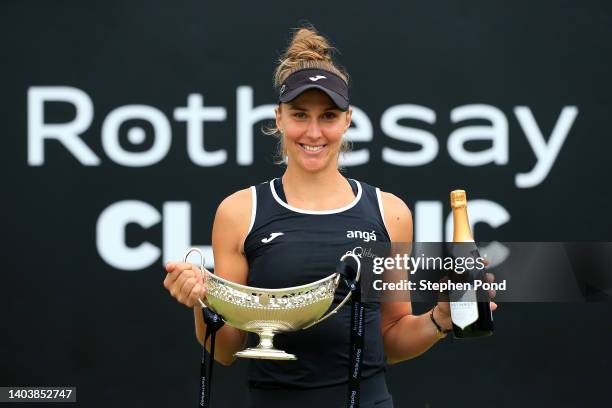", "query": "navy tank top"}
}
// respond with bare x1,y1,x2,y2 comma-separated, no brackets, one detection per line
243,177,391,389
